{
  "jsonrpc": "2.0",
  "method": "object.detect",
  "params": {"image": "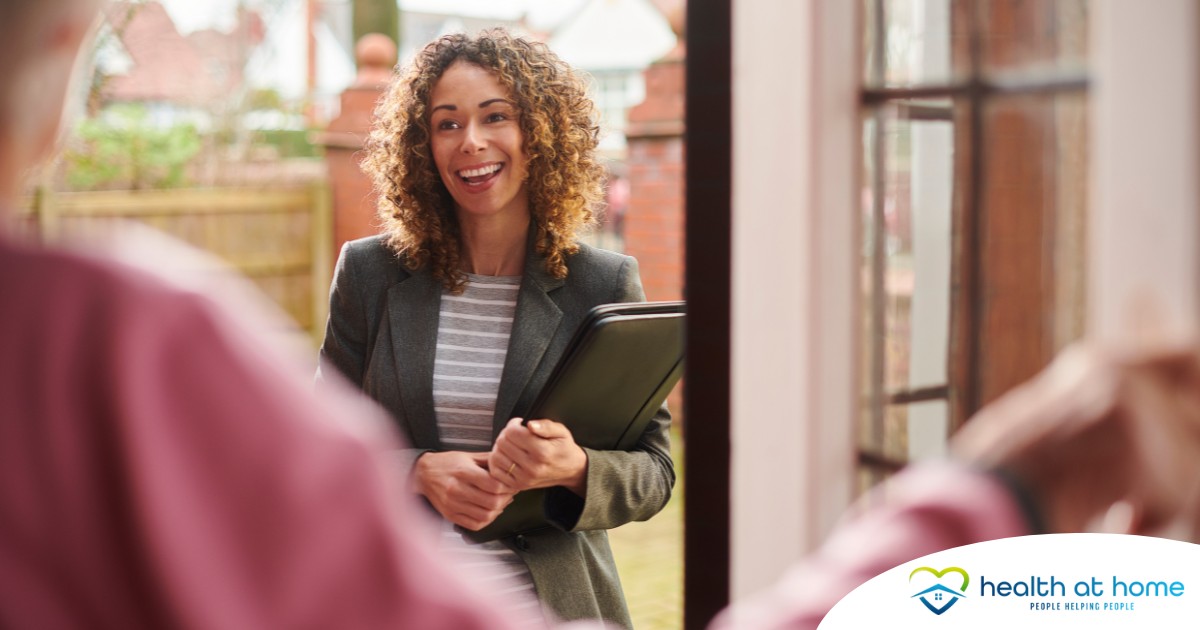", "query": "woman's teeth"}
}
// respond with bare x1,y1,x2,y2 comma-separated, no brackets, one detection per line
458,163,502,179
